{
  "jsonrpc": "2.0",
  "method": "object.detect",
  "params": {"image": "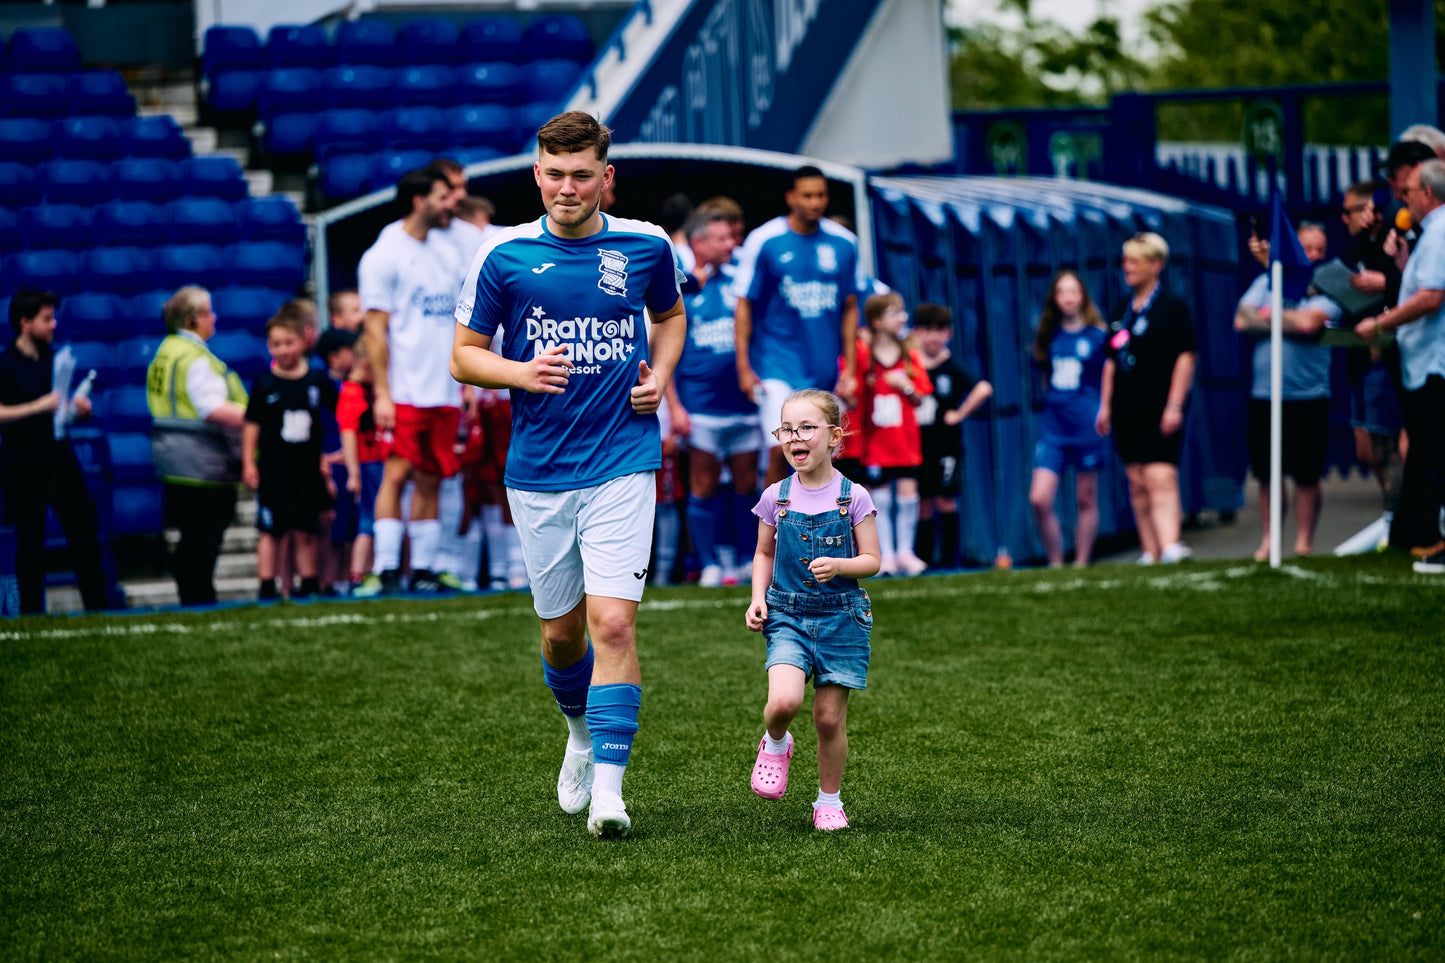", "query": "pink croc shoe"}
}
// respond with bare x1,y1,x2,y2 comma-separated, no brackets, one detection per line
812,804,849,831
750,734,793,800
